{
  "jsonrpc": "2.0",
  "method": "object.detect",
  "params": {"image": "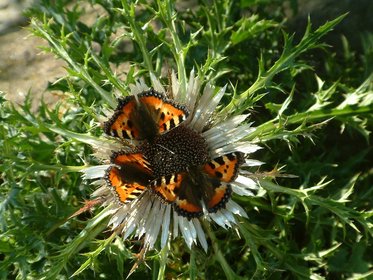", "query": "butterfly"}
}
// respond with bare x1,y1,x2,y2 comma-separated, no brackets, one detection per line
104,89,244,219
150,152,244,218
104,90,189,141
